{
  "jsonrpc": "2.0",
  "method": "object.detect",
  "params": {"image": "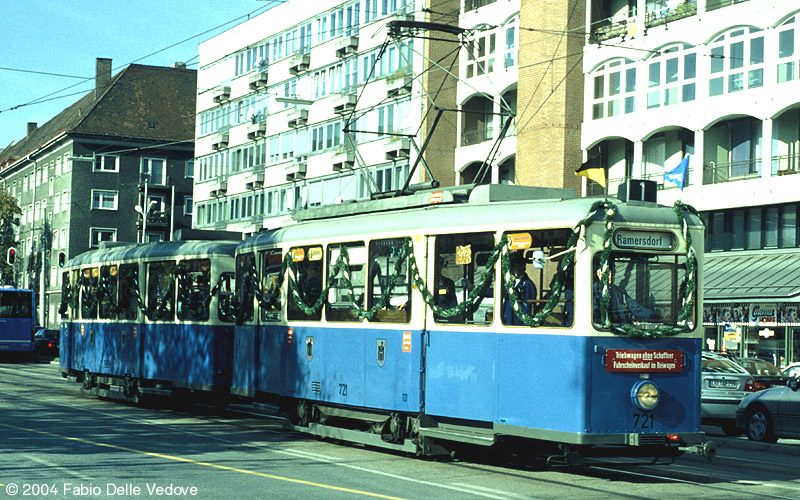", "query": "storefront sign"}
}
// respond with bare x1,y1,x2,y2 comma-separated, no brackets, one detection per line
751,305,777,326
613,230,675,251
605,349,683,372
